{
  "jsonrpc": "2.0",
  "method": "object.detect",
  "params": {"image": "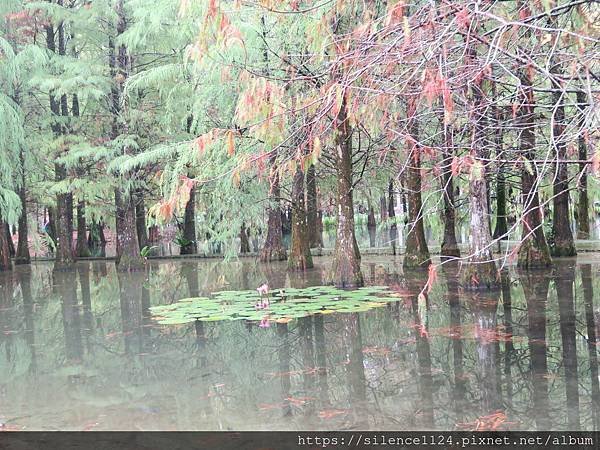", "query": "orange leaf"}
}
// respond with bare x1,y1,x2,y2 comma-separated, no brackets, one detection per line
226,130,235,156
